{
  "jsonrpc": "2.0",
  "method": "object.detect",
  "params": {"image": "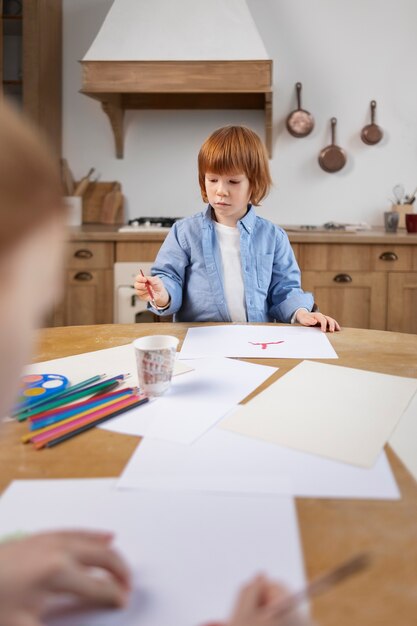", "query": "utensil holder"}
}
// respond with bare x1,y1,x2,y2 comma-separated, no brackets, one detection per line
392,204,413,229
